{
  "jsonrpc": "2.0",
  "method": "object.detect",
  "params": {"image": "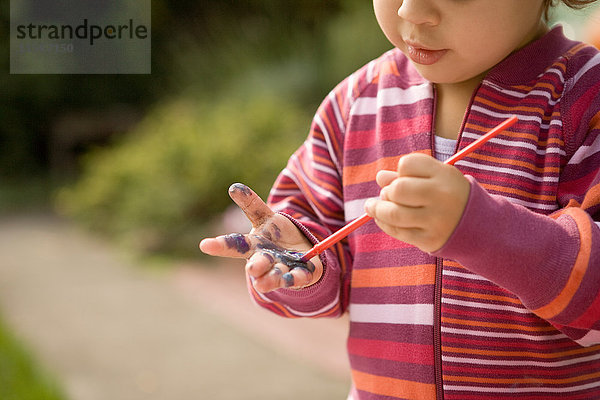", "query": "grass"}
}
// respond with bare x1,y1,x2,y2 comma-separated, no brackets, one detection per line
0,178,67,399
0,313,67,400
